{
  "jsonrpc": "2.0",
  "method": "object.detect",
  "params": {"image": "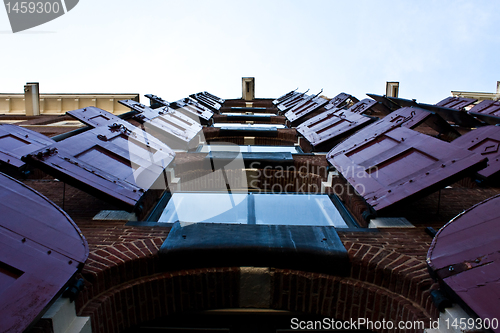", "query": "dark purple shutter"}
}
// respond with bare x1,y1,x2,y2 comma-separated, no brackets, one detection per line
284,95,329,123
171,97,214,121
119,99,202,147
67,106,122,127
427,194,500,332
0,172,88,333
189,92,223,111
273,90,300,105
451,125,500,178
325,93,353,110
277,92,310,113
435,96,477,109
24,121,175,210
469,100,500,125
0,124,54,168
297,107,375,147
327,109,487,211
